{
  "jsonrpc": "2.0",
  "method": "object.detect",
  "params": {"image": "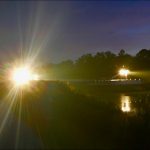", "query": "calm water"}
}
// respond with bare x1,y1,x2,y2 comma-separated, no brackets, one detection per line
71,82,150,115
68,83,150,148
95,92,150,115
83,91,150,149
